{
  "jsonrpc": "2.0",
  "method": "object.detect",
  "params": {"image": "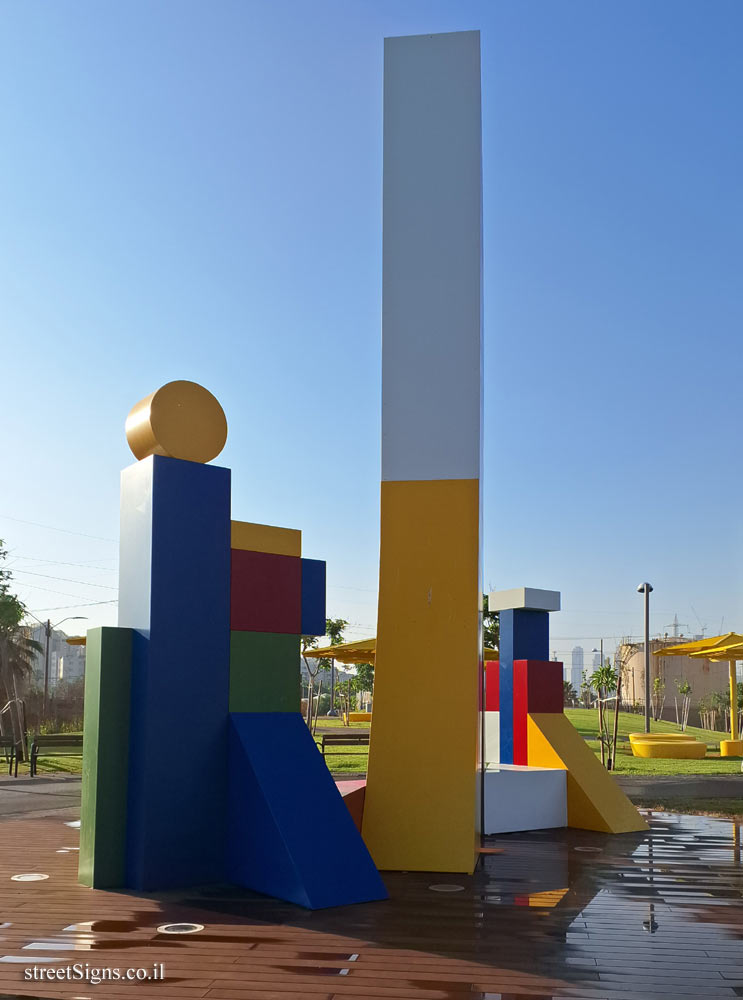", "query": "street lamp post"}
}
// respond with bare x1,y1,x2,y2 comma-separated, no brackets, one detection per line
637,583,653,733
